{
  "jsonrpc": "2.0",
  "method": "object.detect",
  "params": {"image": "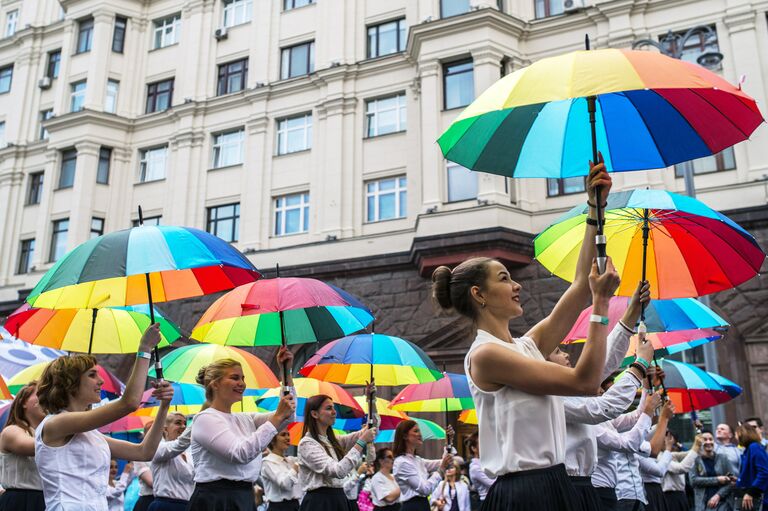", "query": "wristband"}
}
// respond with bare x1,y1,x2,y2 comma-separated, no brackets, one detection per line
356,439,367,449
137,351,151,360
589,314,609,326
635,357,650,369
585,218,598,226
587,200,607,209
629,362,647,379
